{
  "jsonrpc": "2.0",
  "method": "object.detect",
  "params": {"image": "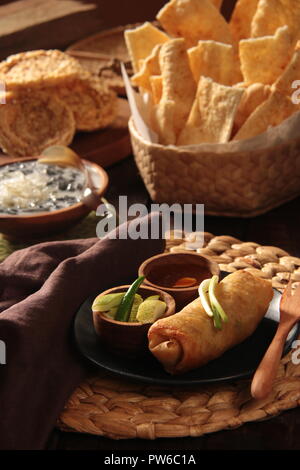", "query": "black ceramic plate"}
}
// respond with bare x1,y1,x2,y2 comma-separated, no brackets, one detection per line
74,289,300,385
